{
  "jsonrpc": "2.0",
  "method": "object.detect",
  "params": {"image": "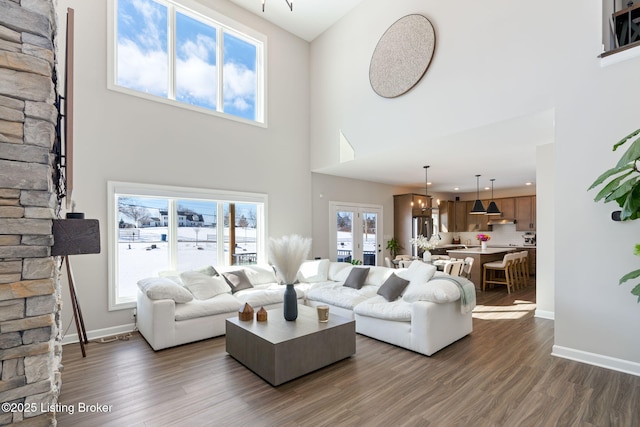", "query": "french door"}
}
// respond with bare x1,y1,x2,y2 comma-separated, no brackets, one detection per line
330,203,383,266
